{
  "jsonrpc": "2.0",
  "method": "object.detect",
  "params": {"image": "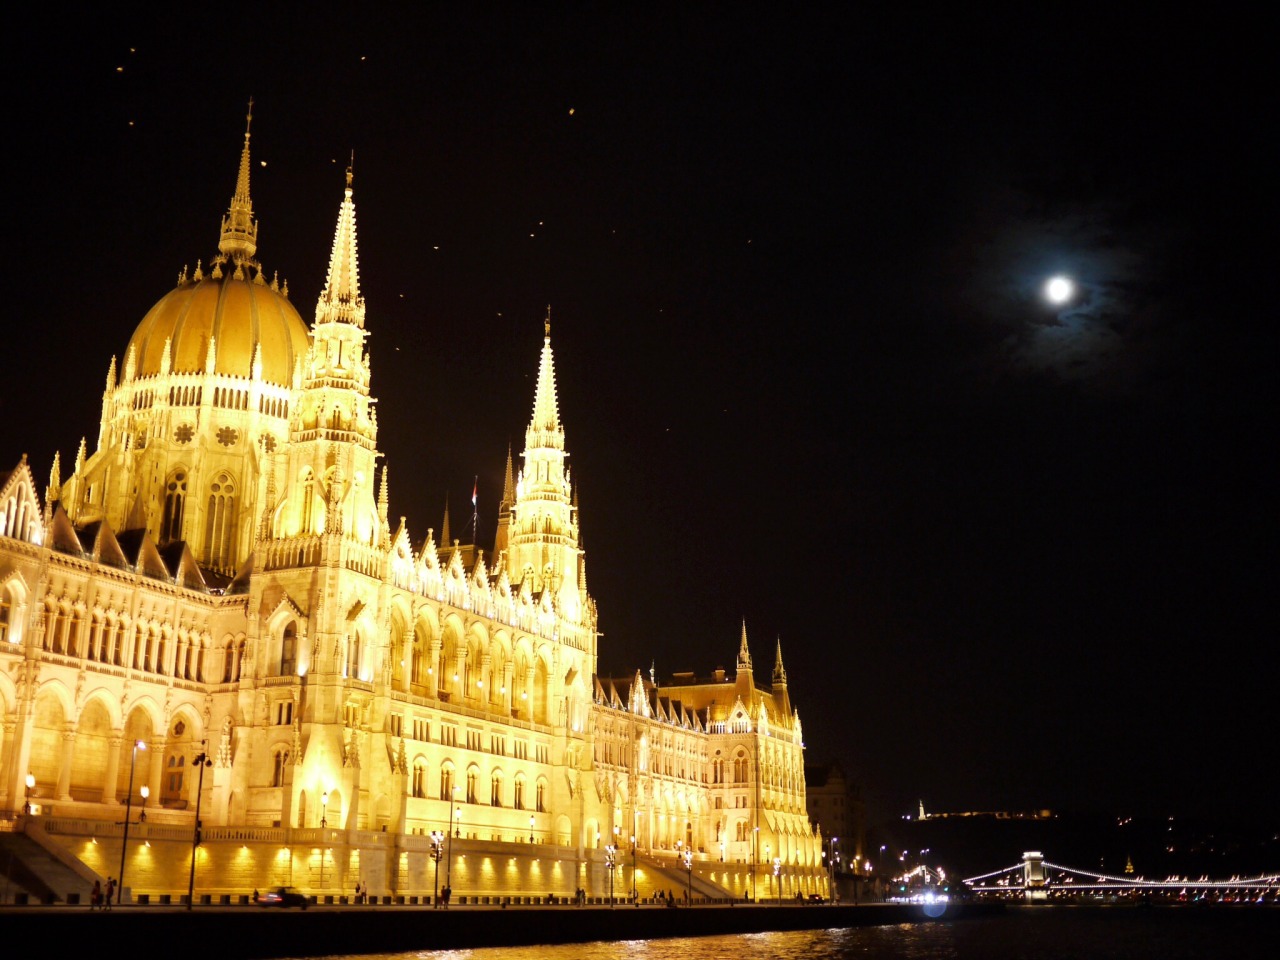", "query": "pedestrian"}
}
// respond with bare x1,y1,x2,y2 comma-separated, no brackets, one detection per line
253,888,259,903
105,877,115,910
90,879,101,910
